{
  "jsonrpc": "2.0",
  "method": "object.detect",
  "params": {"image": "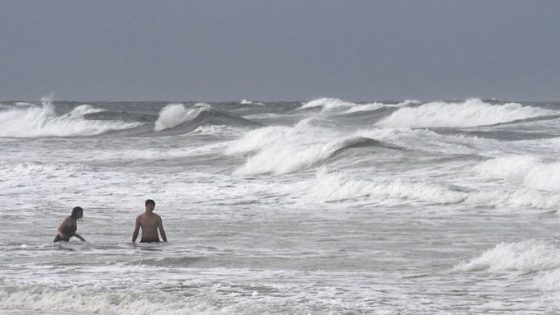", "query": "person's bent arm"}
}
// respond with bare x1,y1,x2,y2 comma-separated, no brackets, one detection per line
74,233,86,242
158,217,167,242
132,216,141,243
